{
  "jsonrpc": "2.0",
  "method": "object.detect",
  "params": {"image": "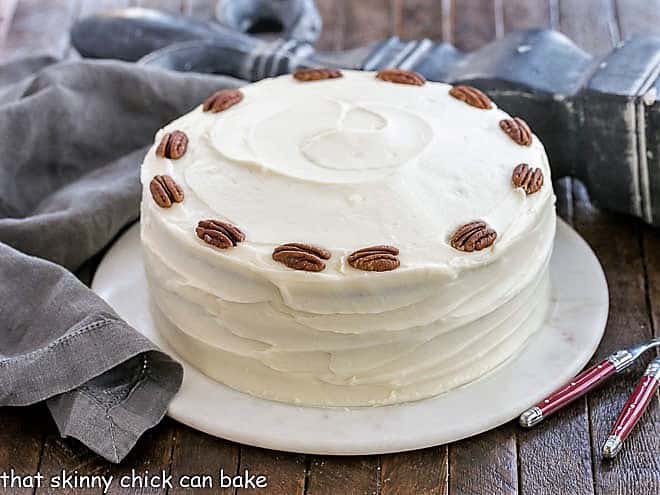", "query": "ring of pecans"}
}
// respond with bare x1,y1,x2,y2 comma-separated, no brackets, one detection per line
148,75,554,268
